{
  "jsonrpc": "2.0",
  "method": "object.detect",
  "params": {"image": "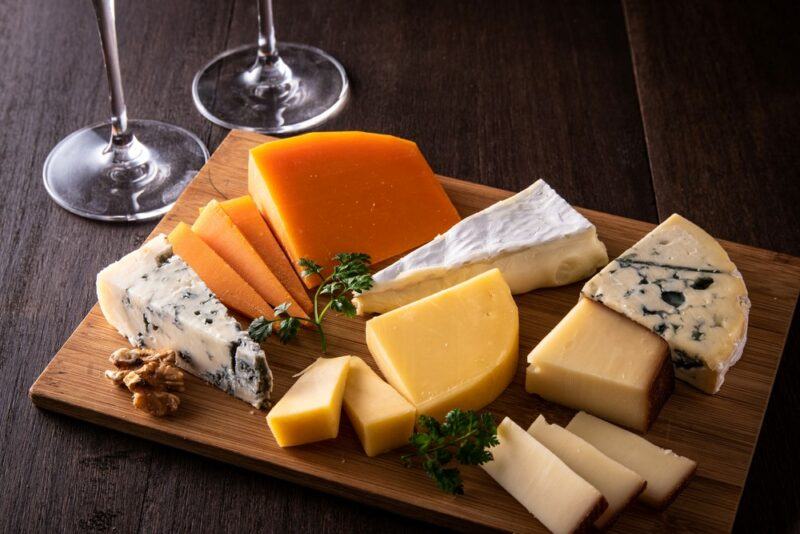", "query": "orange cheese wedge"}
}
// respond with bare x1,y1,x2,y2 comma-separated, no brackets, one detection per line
248,131,461,287
192,199,309,321
167,222,274,320
219,195,313,316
